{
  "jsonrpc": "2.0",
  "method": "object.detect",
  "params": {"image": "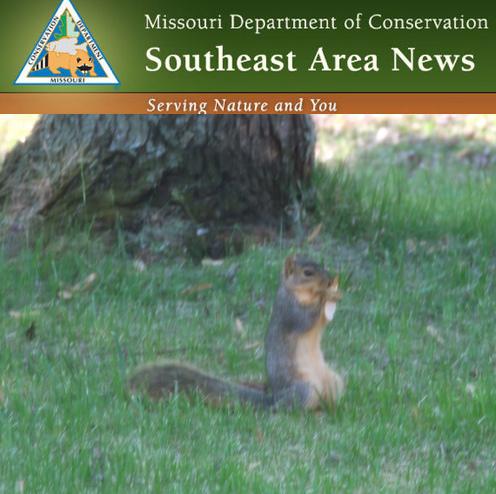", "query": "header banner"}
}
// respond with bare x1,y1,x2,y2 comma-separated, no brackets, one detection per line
1,0,495,112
